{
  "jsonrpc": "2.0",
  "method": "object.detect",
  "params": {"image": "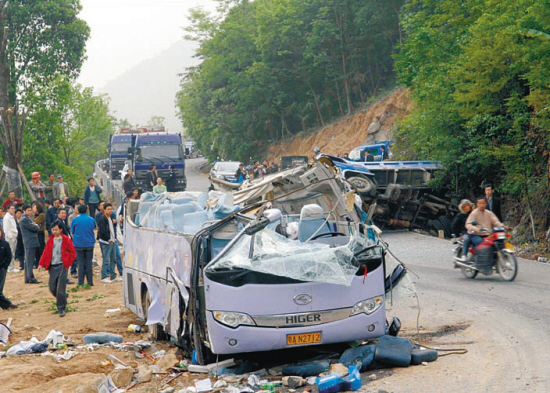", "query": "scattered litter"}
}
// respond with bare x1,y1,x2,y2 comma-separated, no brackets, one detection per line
315,365,361,393
368,374,377,381
97,375,125,393
128,324,142,332
6,340,48,356
222,387,239,393
213,380,227,388
538,257,547,262
0,318,13,345
41,349,77,362
44,330,65,346
137,365,153,383
159,387,176,393
106,308,121,313
83,333,123,344
109,353,130,367
188,358,237,373
195,378,213,393
247,374,260,387
152,349,166,359
239,387,254,393
186,387,197,393
283,376,305,389
329,363,348,378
